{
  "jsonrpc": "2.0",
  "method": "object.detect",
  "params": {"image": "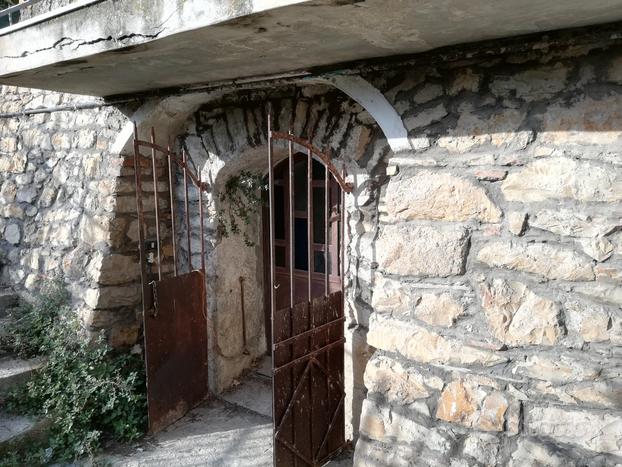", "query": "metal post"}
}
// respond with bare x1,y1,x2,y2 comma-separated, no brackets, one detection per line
267,105,277,467
199,170,206,273
183,149,192,270
307,148,312,303
288,130,294,309
150,127,162,281
167,145,178,277
324,165,329,297
133,123,148,312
